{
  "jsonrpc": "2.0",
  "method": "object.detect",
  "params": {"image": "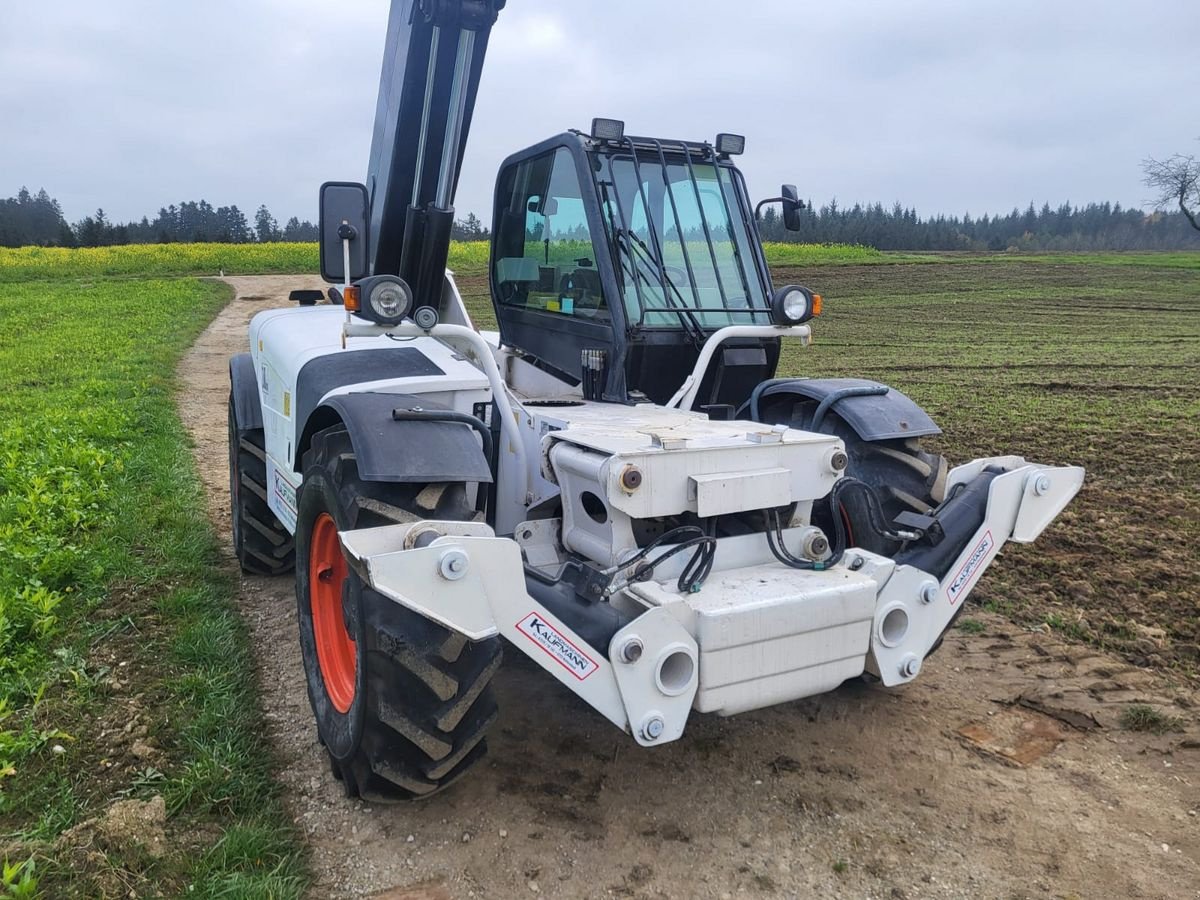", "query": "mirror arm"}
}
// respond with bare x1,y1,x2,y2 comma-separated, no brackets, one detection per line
754,197,789,220
342,227,353,327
